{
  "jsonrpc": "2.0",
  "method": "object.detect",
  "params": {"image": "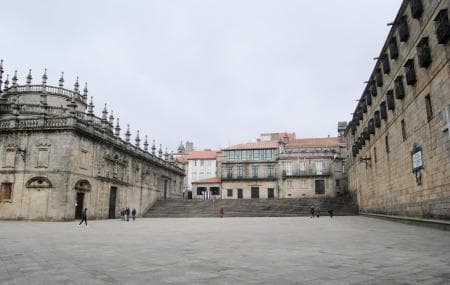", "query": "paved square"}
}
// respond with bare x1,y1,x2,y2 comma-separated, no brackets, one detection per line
0,217,449,284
